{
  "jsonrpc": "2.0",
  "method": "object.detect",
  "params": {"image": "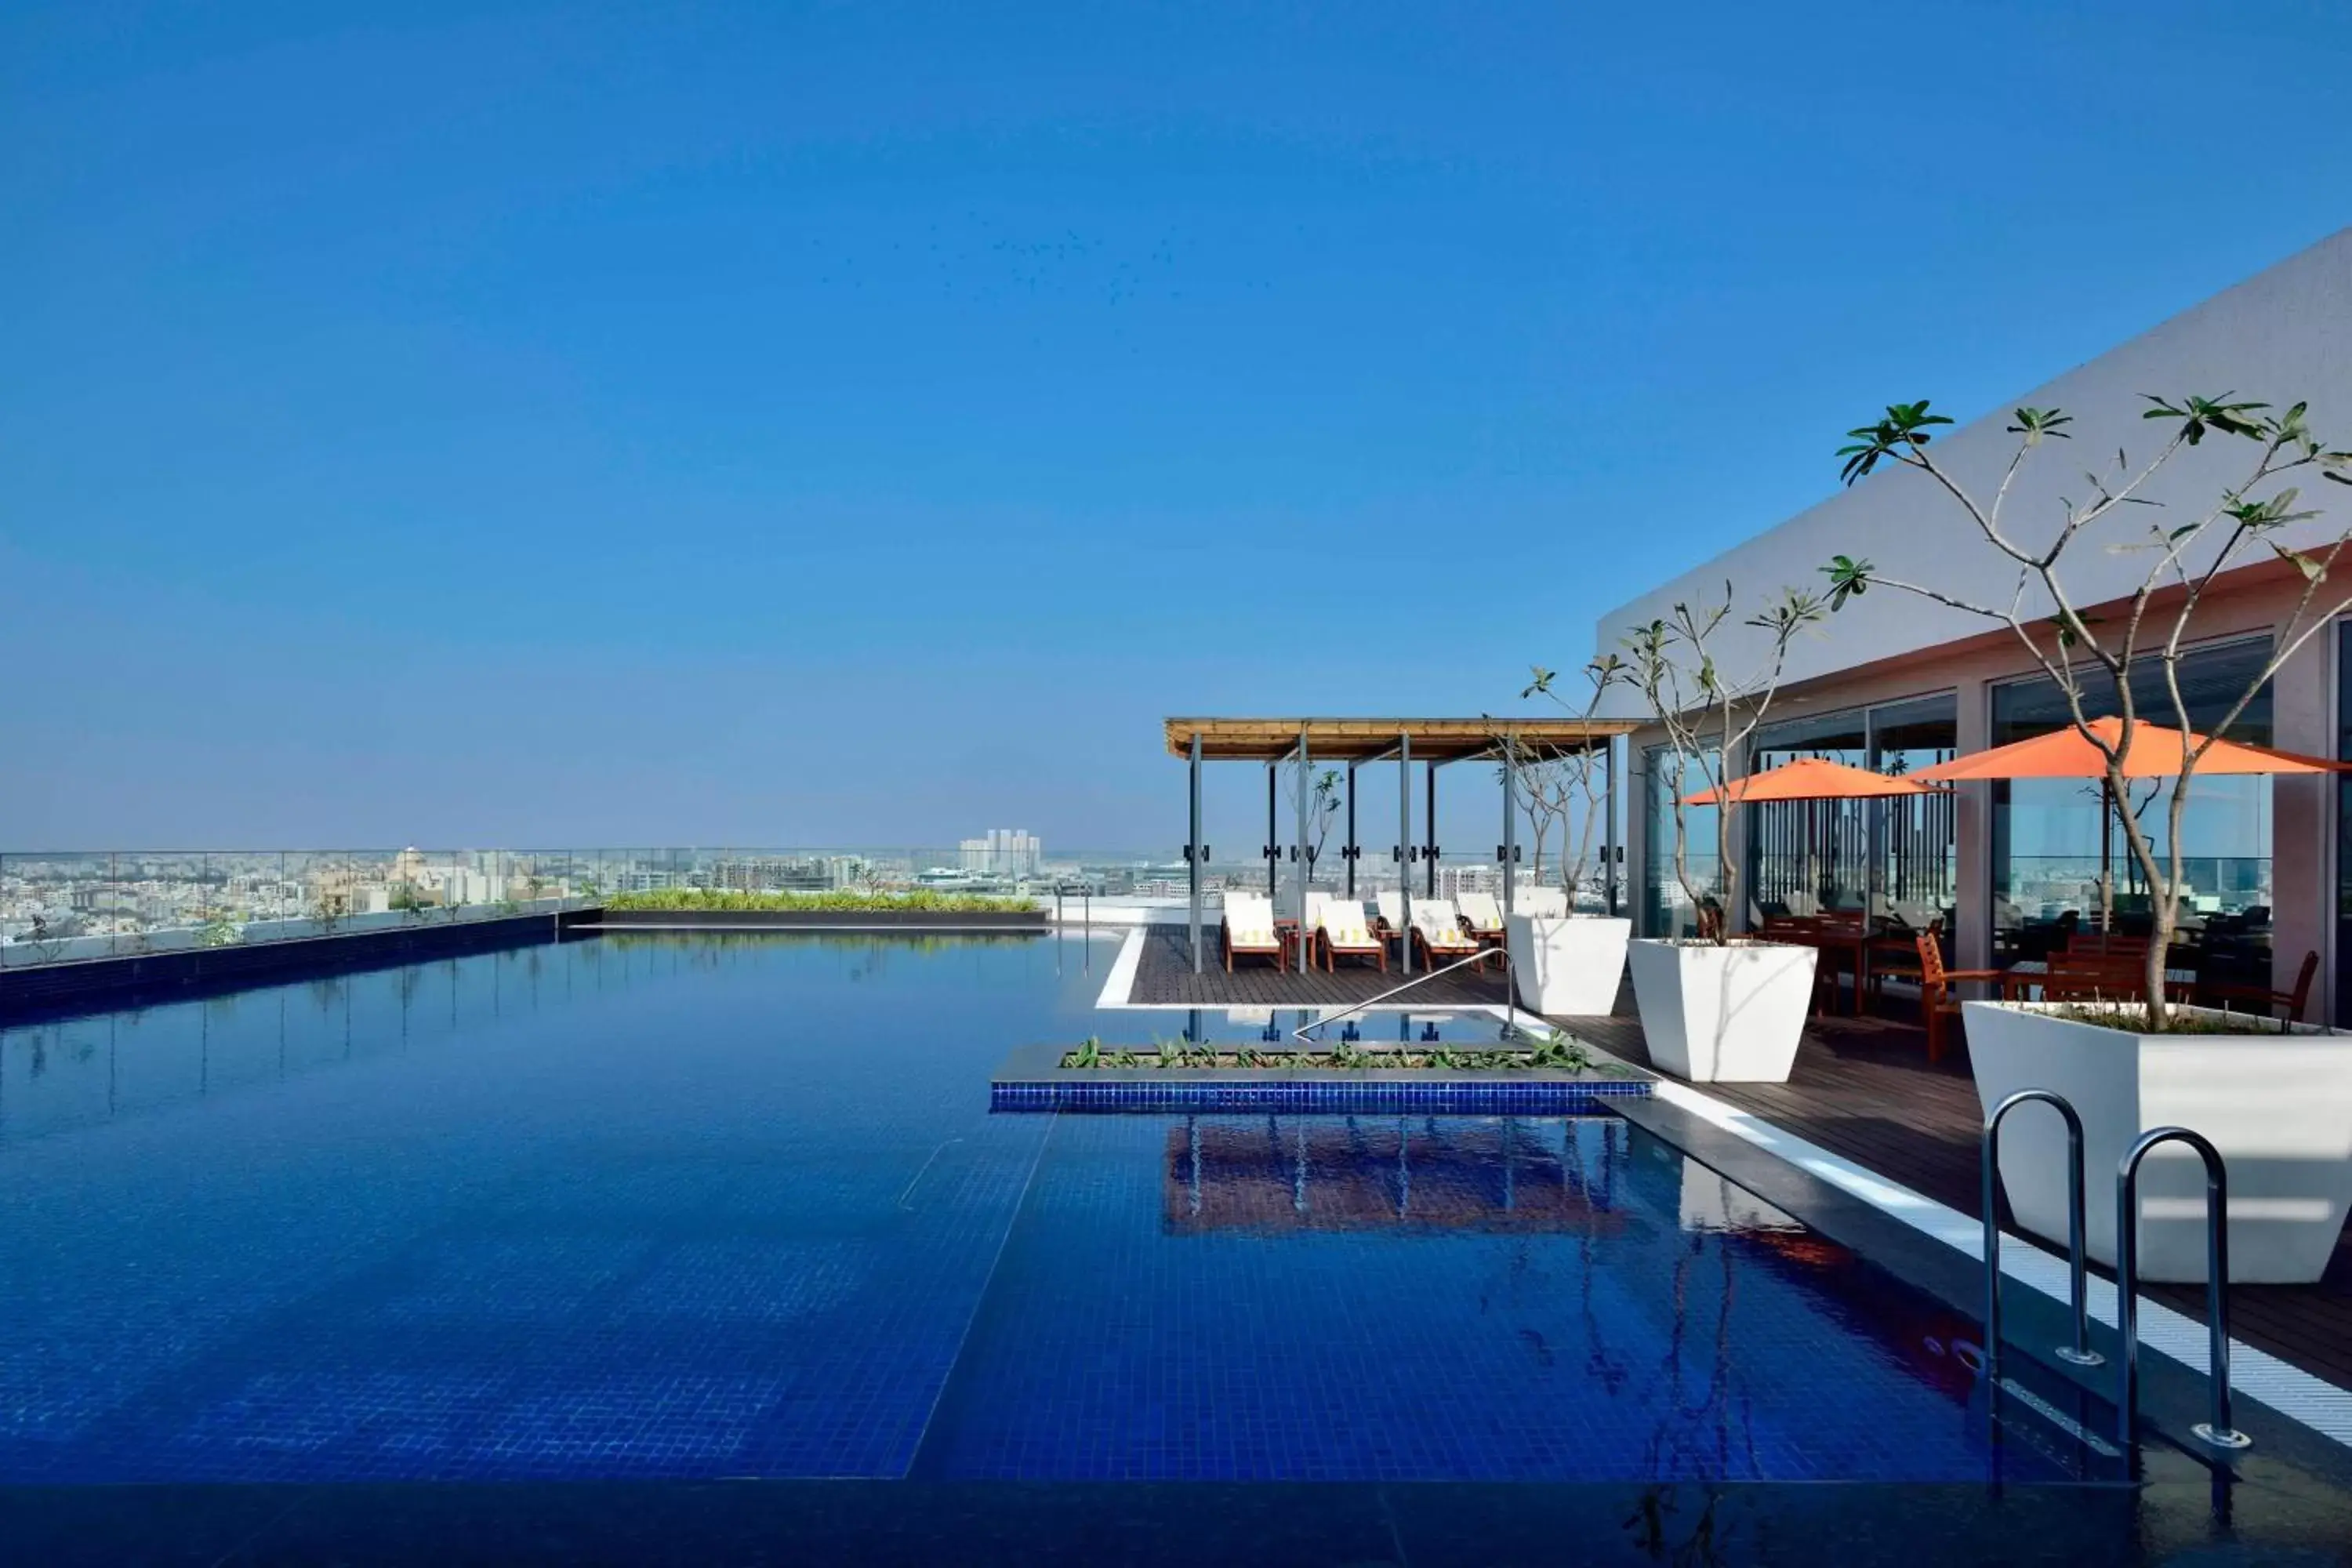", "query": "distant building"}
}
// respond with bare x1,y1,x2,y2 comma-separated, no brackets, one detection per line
957,829,1042,877
1437,864,1500,900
